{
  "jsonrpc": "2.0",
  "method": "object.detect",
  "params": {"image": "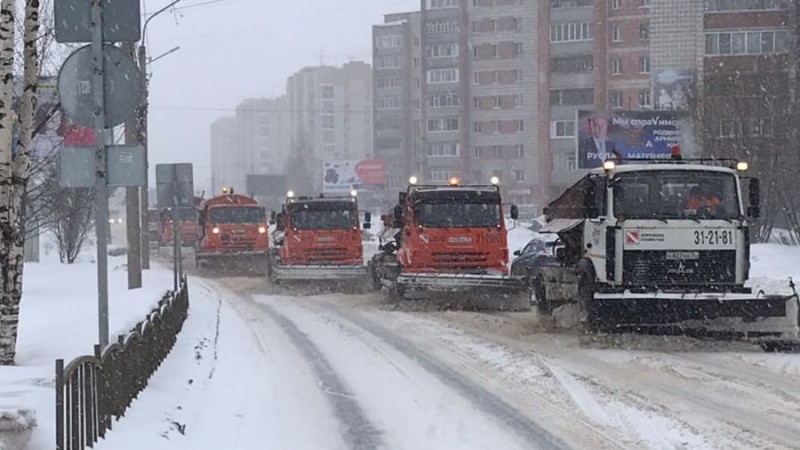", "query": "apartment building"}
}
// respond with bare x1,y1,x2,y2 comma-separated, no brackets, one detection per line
235,97,291,176
701,0,791,158
210,117,239,194
420,0,466,185
373,11,423,200
468,0,539,206
286,62,374,194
